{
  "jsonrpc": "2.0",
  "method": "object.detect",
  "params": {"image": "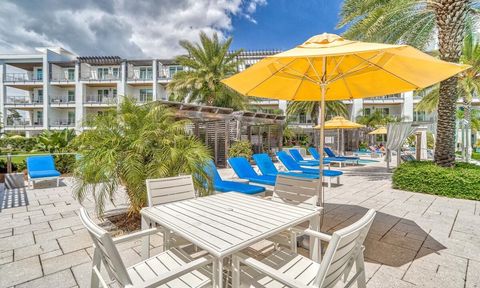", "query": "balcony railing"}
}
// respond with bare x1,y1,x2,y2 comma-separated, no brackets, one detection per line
50,96,75,104
5,120,43,128
84,96,117,105
80,72,120,81
50,72,75,82
5,95,43,105
50,119,75,127
127,71,153,81
4,73,43,82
